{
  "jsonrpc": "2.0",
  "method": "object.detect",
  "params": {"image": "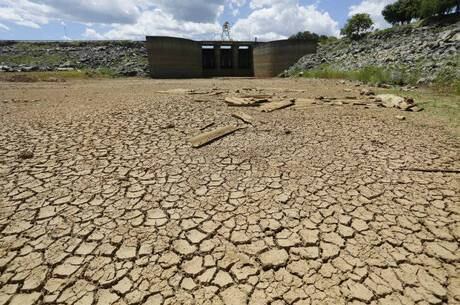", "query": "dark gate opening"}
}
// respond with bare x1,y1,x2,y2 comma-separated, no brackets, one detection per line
220,46,233,69
202,46,215,69
238,46,251,69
